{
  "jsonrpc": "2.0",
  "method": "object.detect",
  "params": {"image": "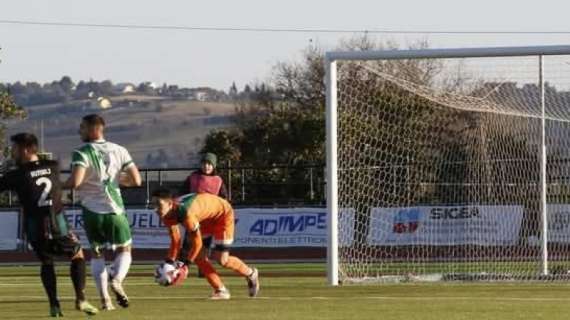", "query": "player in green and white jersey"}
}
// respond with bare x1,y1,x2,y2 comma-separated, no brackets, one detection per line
65,114,142,311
